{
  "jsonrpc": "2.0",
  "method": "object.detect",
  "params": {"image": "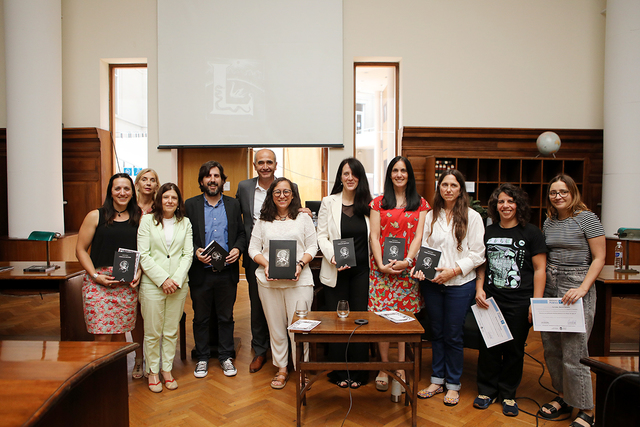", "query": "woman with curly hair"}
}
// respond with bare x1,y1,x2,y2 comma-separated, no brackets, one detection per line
473,183,546,416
